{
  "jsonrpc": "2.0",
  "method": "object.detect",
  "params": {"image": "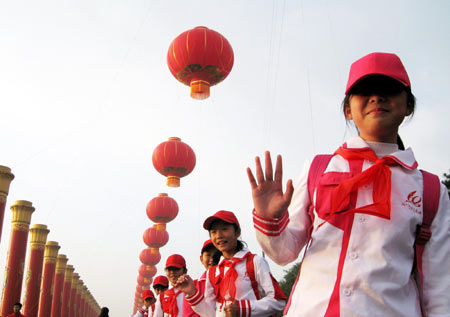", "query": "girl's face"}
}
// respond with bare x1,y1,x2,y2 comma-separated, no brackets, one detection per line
345,90,411,143
200,247,219,270
209,221,240,259
165,267,186,286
